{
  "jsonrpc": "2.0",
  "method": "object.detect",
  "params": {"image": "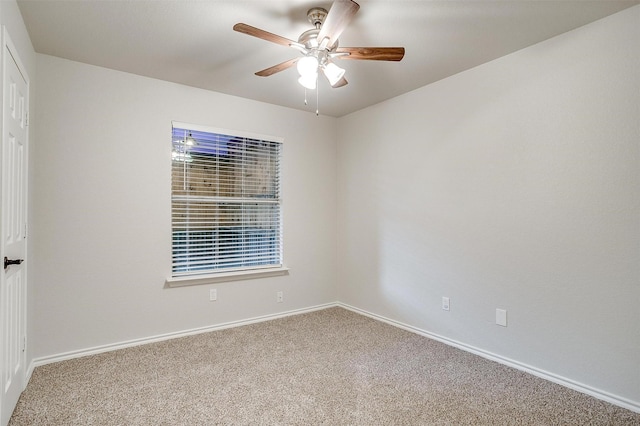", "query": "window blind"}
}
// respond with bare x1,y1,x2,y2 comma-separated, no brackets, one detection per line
171,123,282,276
